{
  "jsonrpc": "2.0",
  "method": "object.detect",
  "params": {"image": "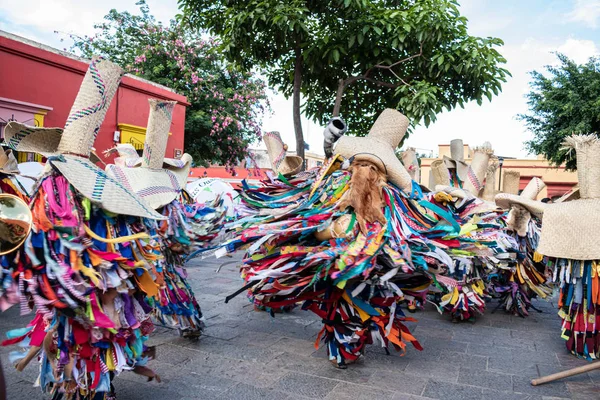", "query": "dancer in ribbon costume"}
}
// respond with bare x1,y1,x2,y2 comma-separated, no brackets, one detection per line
2,57,165,399
537,134,600,361
428,144,517,322
220,110,482,367
493,178,551,317
105,99,212,338
0,149,30,311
